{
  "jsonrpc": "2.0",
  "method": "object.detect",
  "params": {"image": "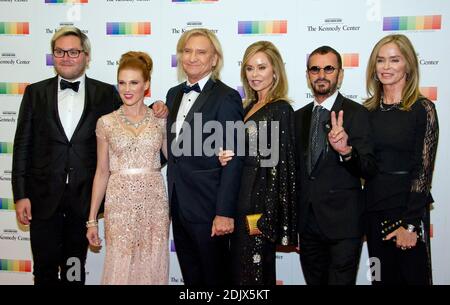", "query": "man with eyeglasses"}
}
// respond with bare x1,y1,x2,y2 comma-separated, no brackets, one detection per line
294,46,376,285
11,26,166,285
